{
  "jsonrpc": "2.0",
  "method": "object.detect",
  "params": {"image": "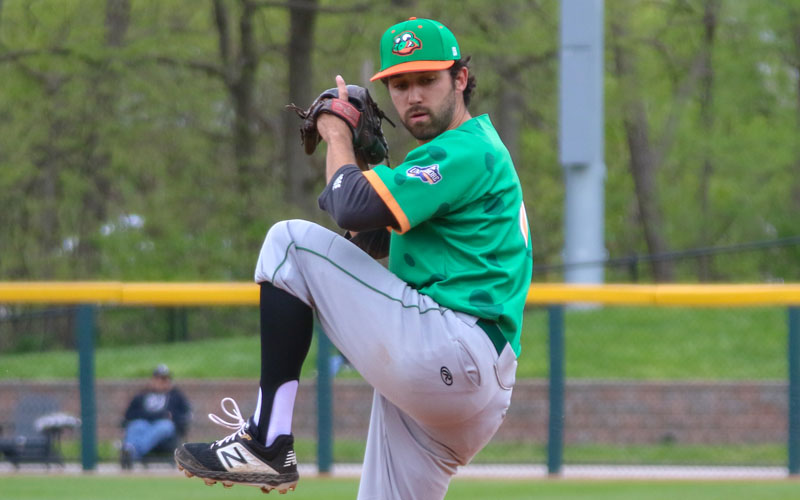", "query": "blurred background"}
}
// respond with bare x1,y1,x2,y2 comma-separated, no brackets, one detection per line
1,0,798,283
1,0,800,479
